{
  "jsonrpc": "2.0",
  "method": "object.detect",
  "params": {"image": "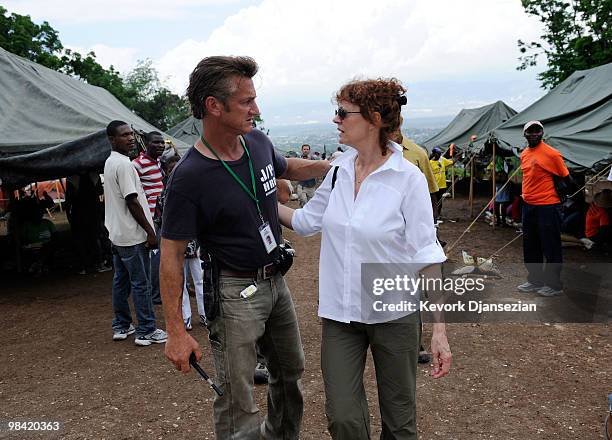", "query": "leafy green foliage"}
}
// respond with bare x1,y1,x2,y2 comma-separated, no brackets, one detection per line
122,59,190,130
253,114,270,135
0,5,63,69
60,49,127,102
518,0,612,88
0,6,190,130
